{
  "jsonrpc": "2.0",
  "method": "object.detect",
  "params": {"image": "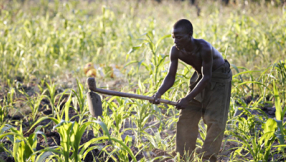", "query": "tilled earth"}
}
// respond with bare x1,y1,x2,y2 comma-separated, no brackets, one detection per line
0,78,285,161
